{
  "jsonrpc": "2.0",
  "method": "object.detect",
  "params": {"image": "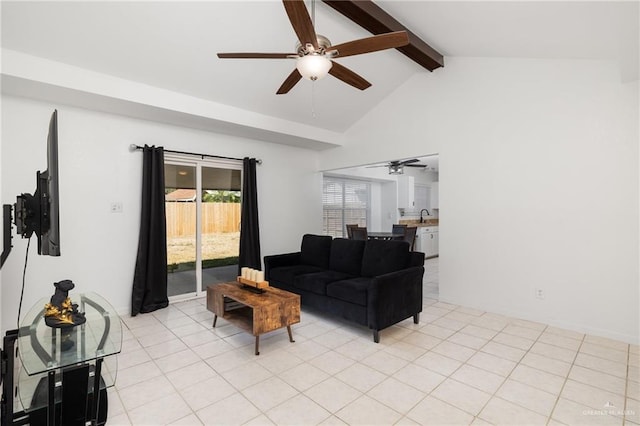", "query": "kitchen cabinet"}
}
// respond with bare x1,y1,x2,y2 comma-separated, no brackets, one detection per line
416,226,439,258
414,184,429,212
397,175,415,209
431,229,439,257
430,182,439,209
